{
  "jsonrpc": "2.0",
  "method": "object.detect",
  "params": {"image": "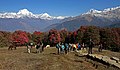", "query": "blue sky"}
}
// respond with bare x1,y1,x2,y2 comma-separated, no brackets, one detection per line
0,0,120,16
